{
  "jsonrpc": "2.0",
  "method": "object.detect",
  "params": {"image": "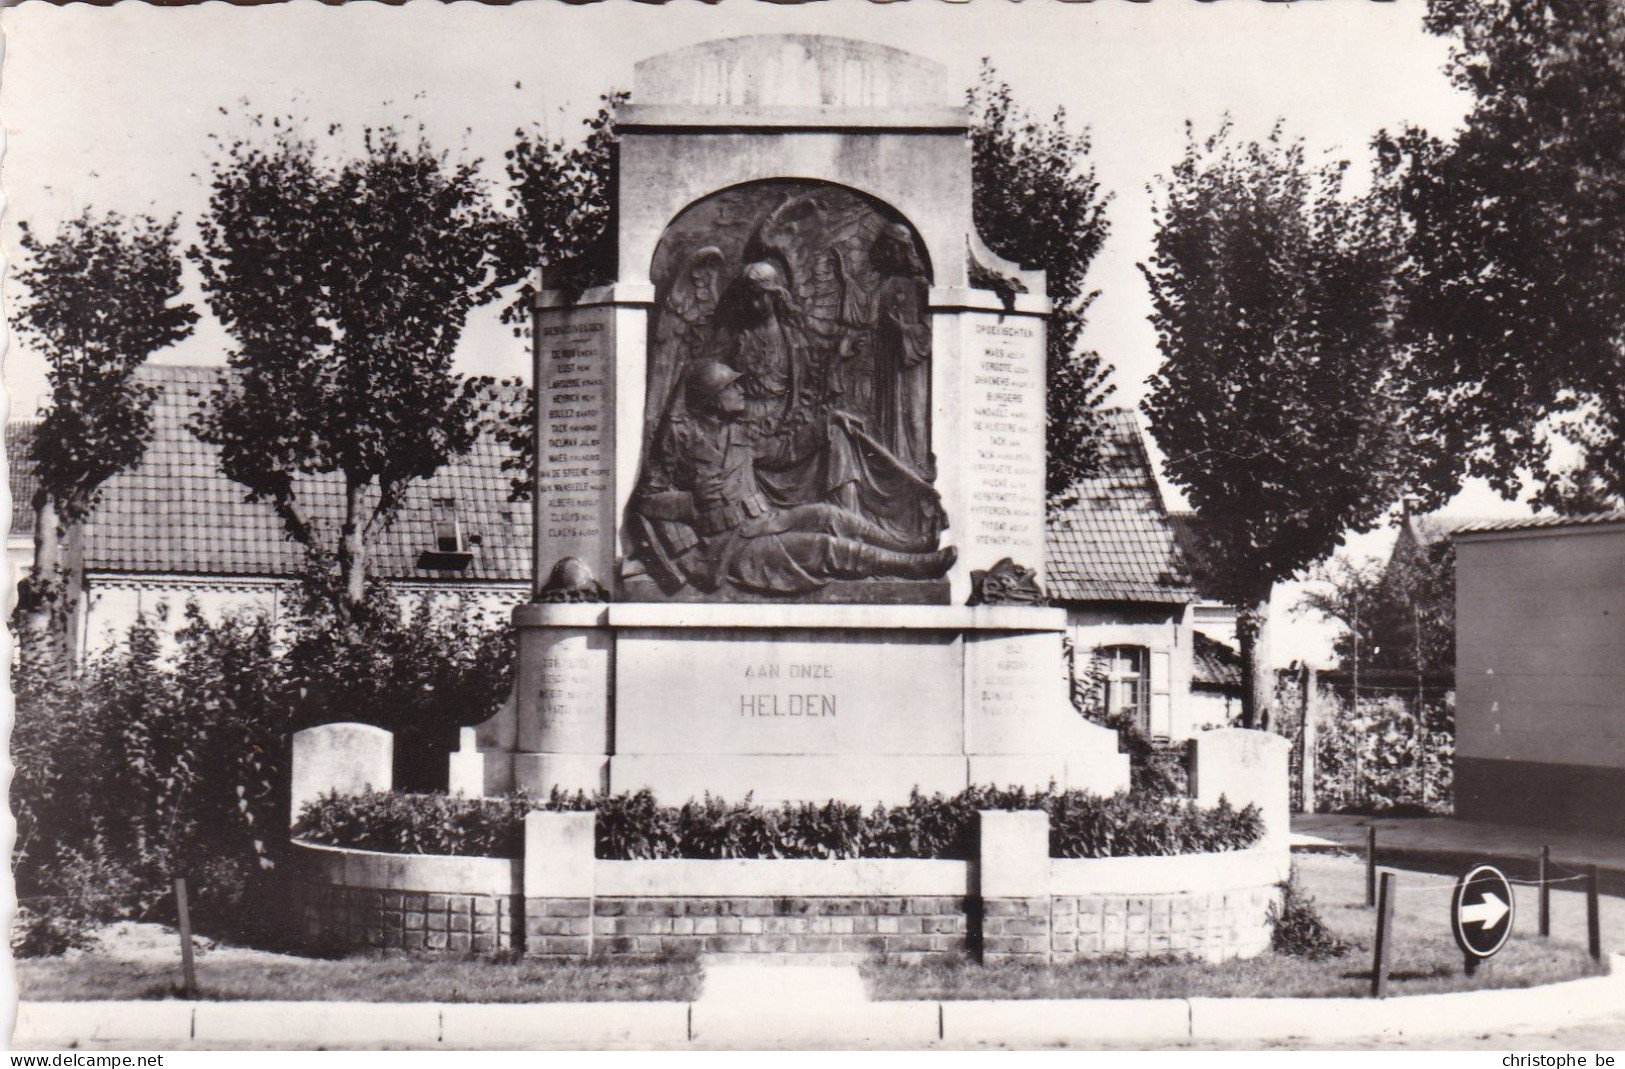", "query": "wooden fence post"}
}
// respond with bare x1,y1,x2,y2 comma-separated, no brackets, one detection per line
1539,846,1551,938
1587,865,1602,962
174,878,198,999
1371,871,1396,998
1366,826,1378,908
1299,664,1317,815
